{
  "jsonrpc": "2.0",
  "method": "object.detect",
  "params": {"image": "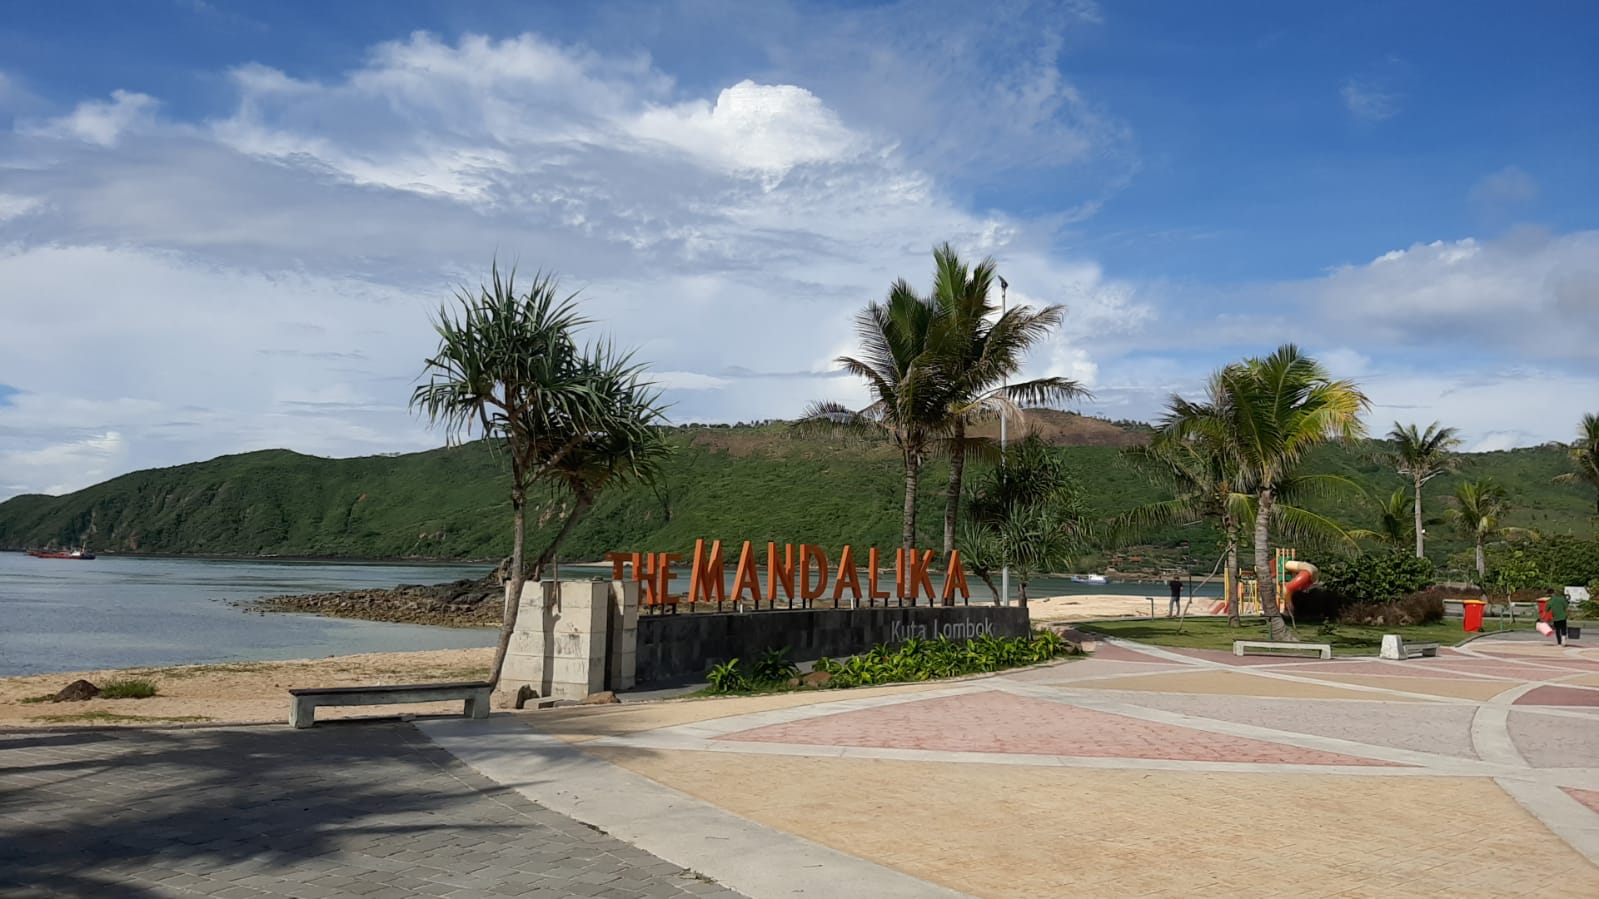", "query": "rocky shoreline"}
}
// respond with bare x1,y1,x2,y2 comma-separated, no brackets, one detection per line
248,578,504,627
